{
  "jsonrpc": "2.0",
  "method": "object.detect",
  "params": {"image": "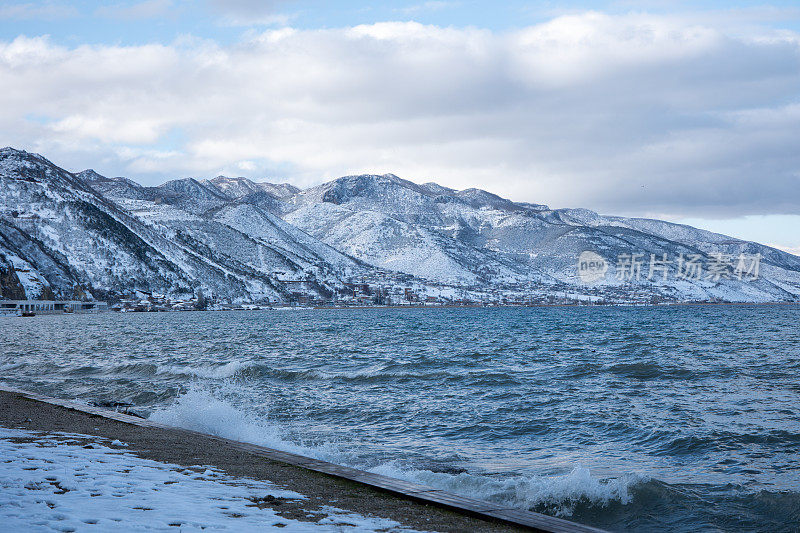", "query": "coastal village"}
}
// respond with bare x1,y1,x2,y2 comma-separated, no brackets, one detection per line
1,276,701,316
1,260,720,316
